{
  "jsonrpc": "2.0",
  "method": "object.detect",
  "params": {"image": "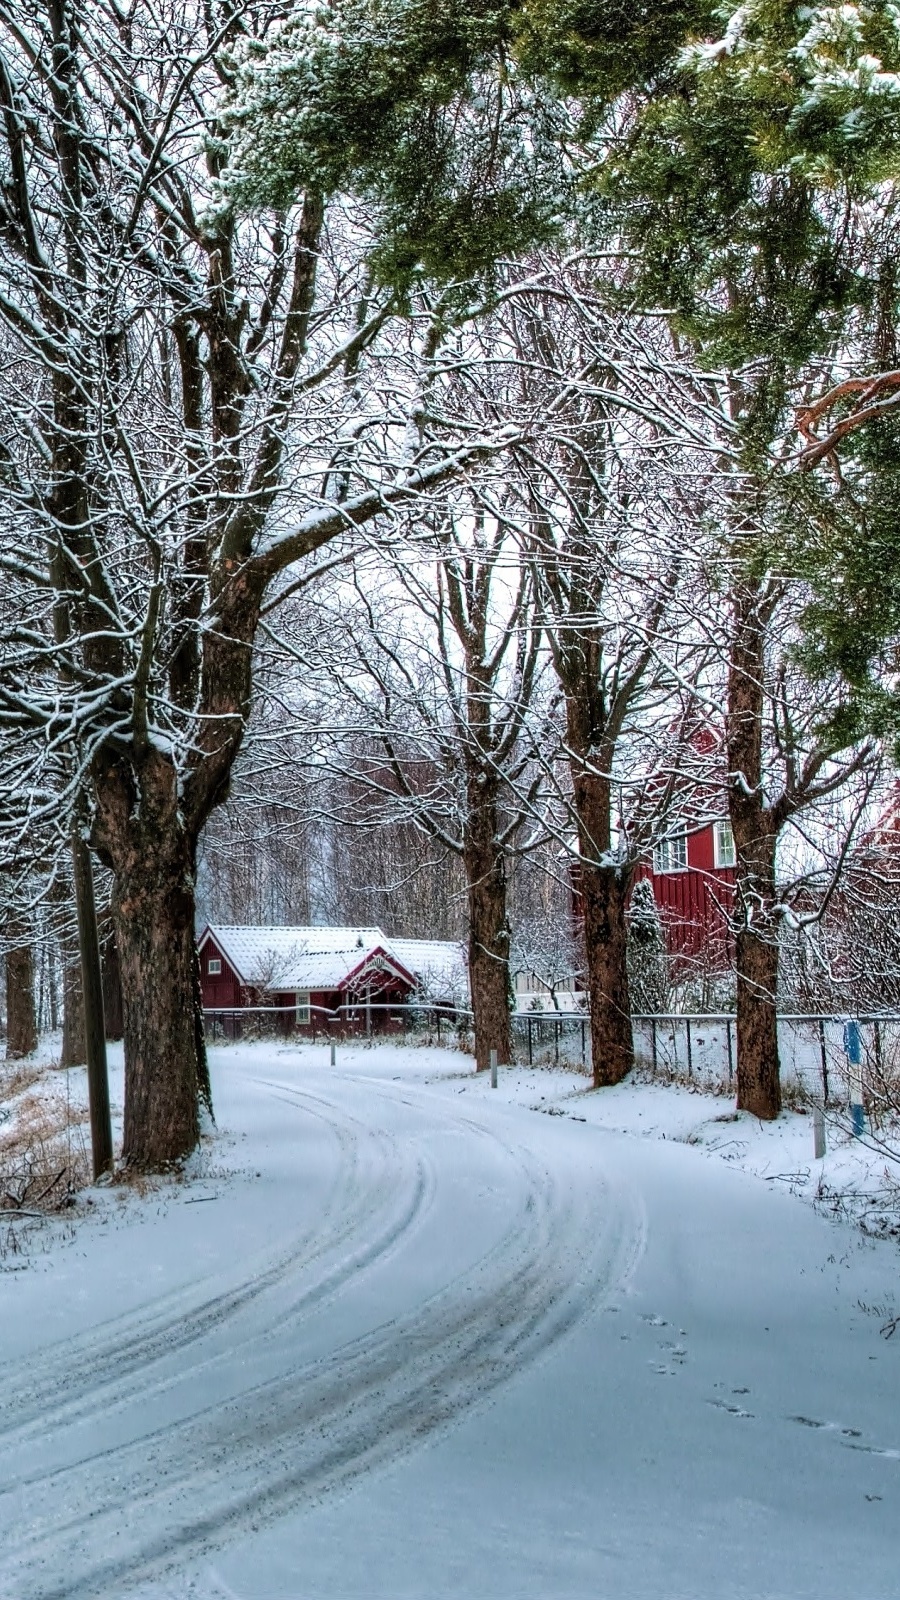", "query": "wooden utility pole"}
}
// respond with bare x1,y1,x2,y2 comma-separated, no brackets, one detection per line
71,830,113,1178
